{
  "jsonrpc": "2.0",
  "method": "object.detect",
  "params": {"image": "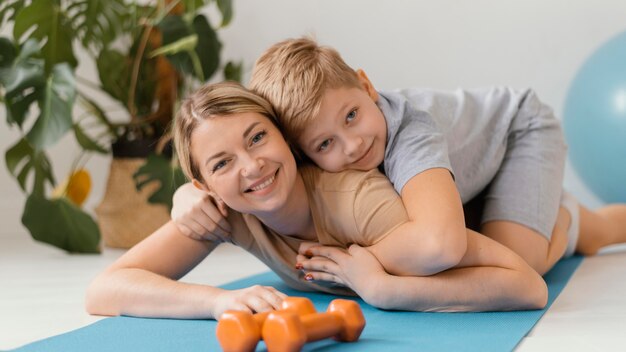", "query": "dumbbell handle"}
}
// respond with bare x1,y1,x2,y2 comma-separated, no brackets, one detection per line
300,313,344,342
252,311,270,327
